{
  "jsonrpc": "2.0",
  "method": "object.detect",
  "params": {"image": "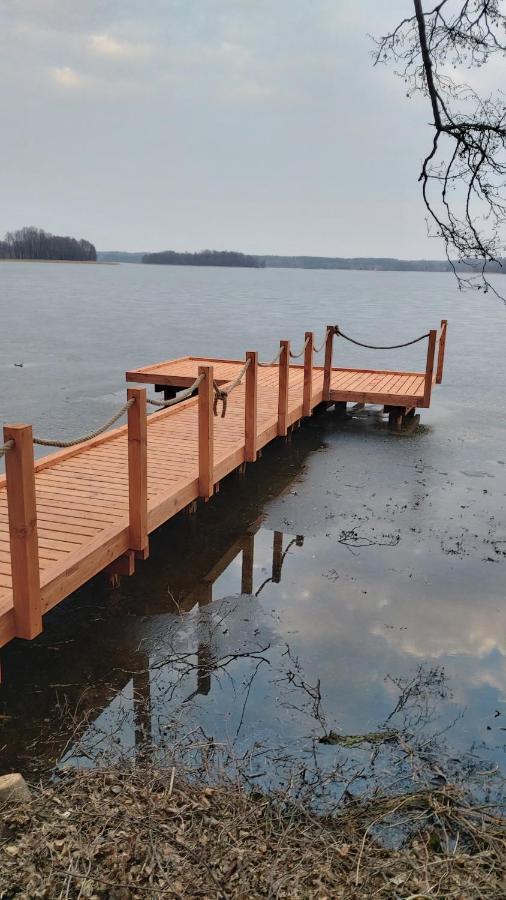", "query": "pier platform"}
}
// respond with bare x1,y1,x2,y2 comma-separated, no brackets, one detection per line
0,322,447,652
